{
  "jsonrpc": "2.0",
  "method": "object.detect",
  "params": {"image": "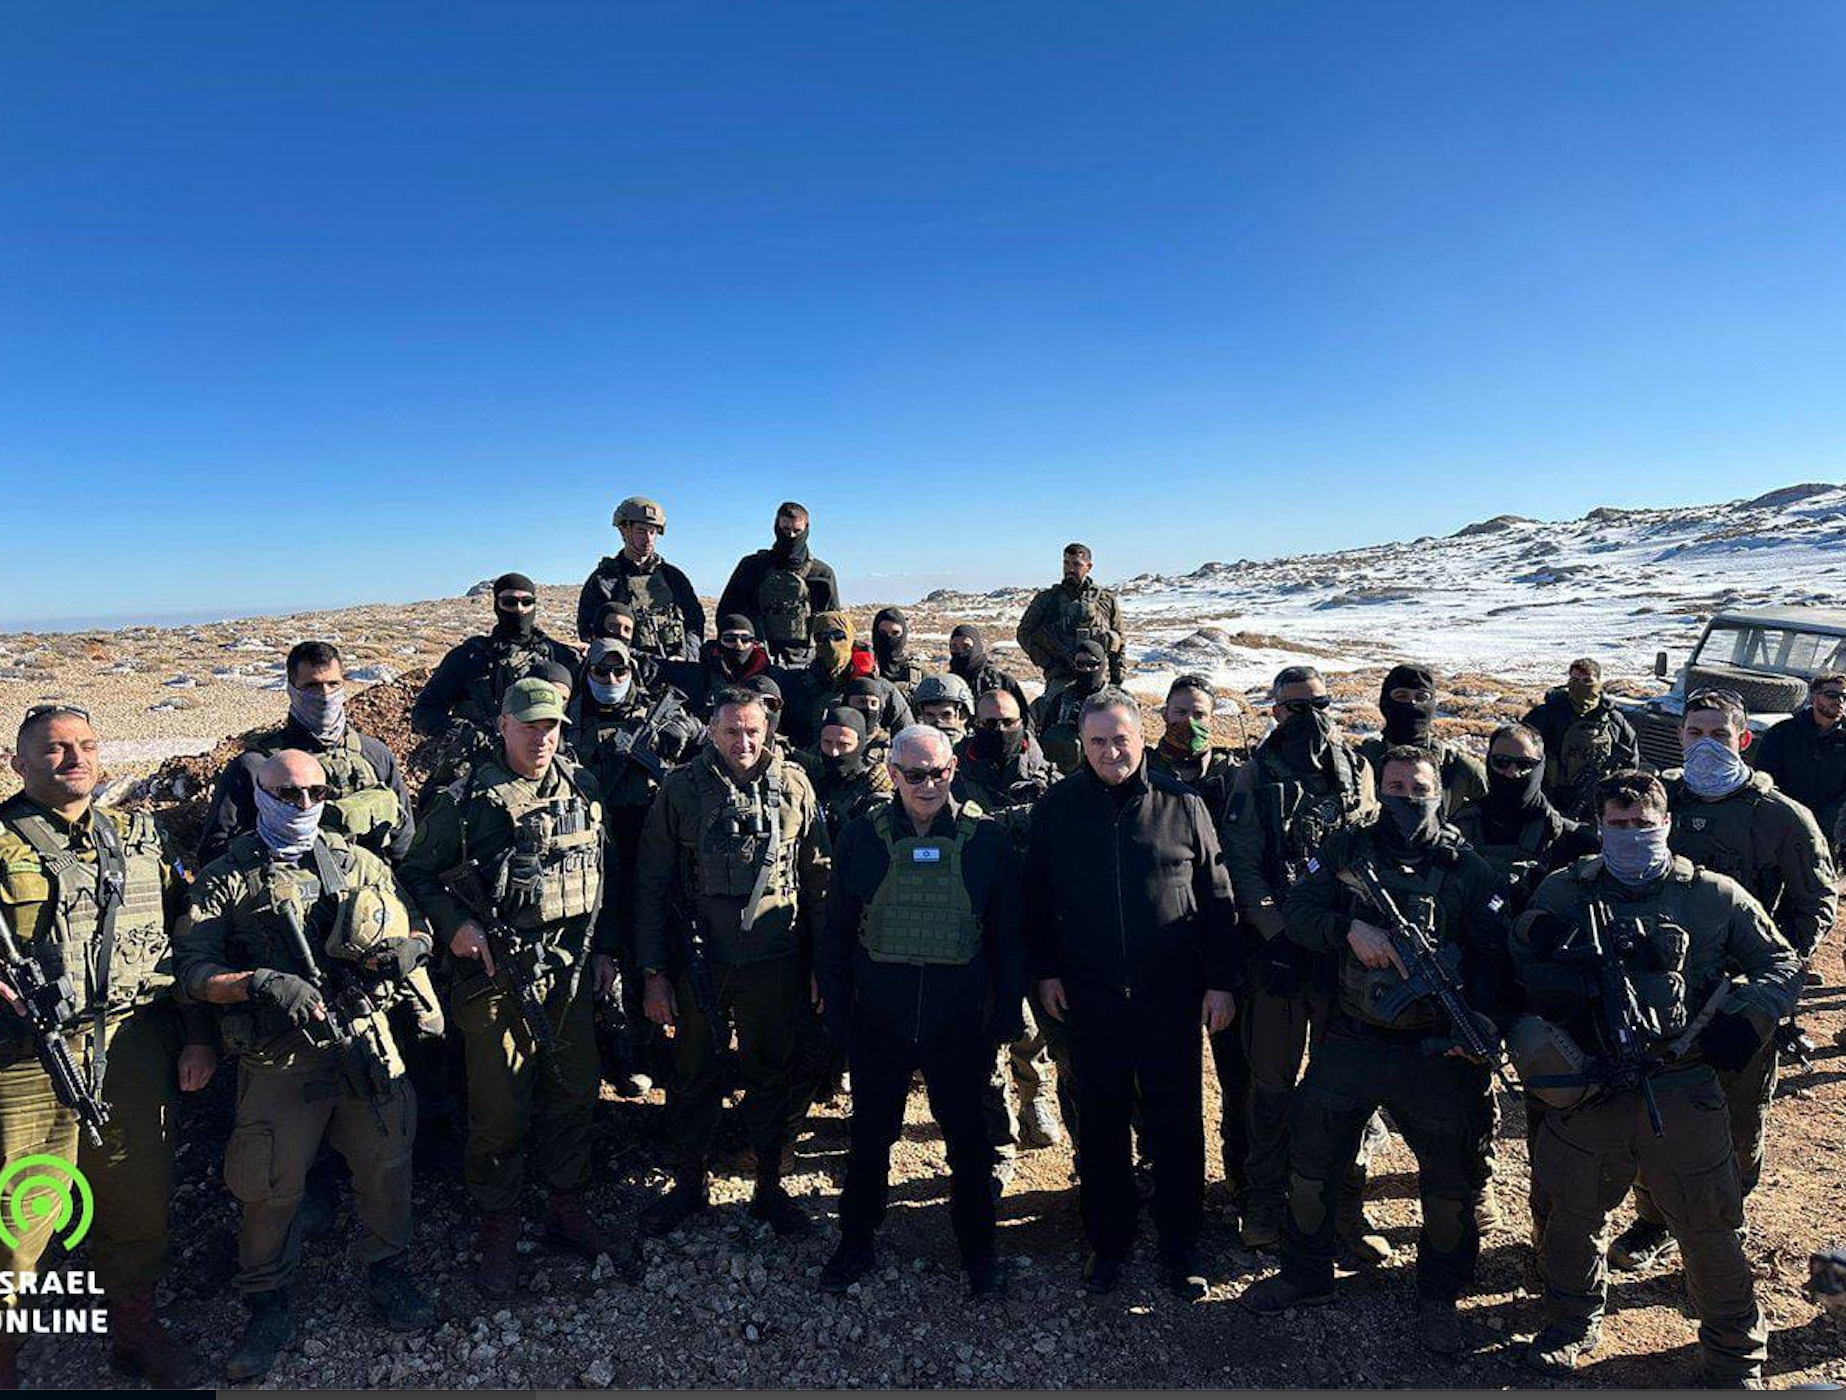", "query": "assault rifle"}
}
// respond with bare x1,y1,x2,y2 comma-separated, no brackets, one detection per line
439,858,559,1058
279,902,398,1131
1558,899,1666,1136
603,689,688,784
666,890,720,1025
0,924,110,1146
1350,858,1516,1094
